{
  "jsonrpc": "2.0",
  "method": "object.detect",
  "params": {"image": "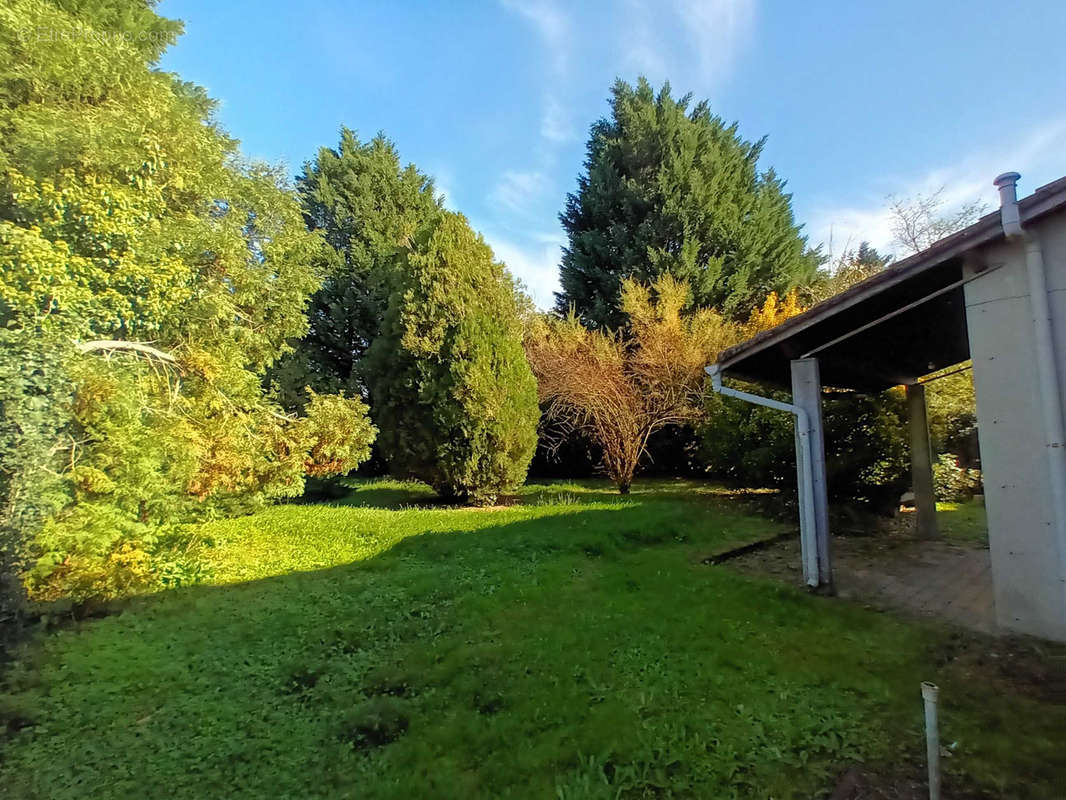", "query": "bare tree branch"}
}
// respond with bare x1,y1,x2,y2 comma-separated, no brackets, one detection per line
75,340,178,364
888,188,988,256
75,340,295,423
